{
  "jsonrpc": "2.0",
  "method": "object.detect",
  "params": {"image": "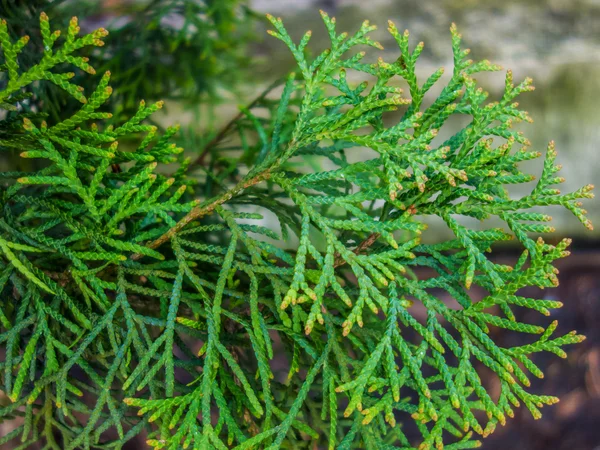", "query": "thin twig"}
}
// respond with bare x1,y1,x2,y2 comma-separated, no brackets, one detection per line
133,78,292,259
333,232,381,268
132,171,272,259
190,77,285,169
333,201,392,267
